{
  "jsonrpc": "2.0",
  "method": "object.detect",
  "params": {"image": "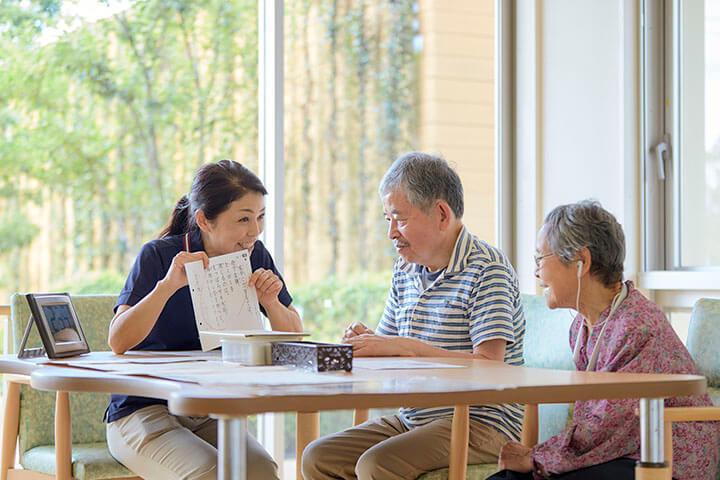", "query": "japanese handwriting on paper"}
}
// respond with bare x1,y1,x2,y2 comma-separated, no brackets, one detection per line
185,250,264,350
